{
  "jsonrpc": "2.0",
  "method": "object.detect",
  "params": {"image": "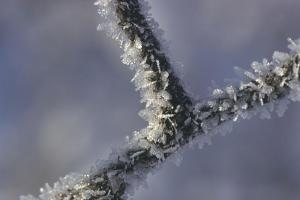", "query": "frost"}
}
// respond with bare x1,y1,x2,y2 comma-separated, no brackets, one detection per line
276,98,290,117
149,145,165,160
288,38,300,53
196,134,212,149
234,66,248,79
201,116,220,134
219,101,231,111
251,60,270,75
95,2,300,169
130,150,145,160
260,83,273,95
159,90,172,101
134,37,143,49
212,88,224,96
273,51,290,63
20,173,104,200
121,46,142,66
244,71,258,81
169,150,184,167
22,0,300,198
273,66,286,76
225,86,237,101
293,62,300,80
207,100,217,108
240,102,248,110
192,39,300,151
288,81,300,102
